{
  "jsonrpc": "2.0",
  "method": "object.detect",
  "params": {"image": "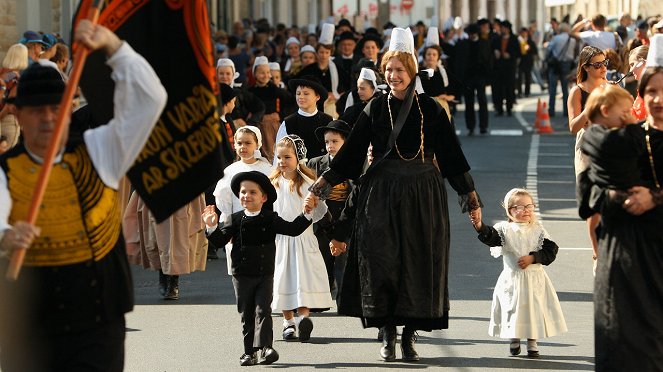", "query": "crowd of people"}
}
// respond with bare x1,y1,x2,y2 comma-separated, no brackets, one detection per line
0,10,661,372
